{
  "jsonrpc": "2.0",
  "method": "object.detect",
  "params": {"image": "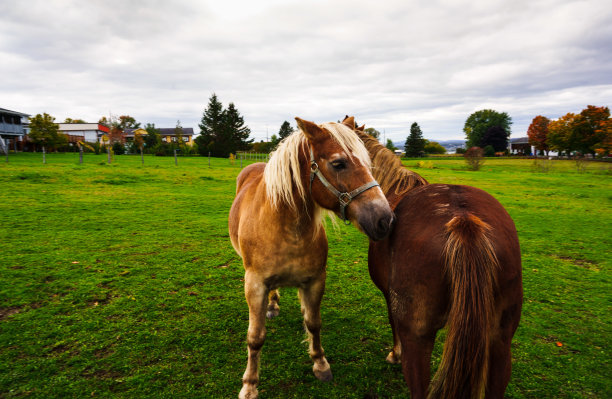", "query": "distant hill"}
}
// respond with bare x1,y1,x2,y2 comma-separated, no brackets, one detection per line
392,139,466,154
